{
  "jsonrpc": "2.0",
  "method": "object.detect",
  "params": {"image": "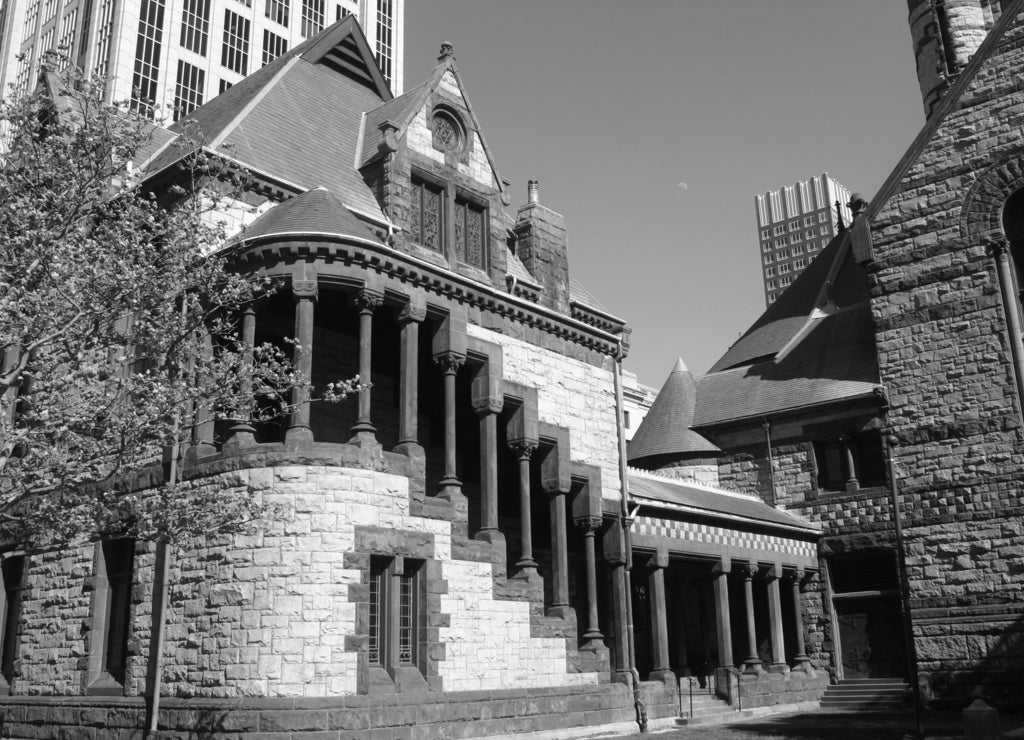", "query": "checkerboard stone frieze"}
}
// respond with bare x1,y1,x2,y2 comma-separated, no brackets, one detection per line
633,515,817,567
